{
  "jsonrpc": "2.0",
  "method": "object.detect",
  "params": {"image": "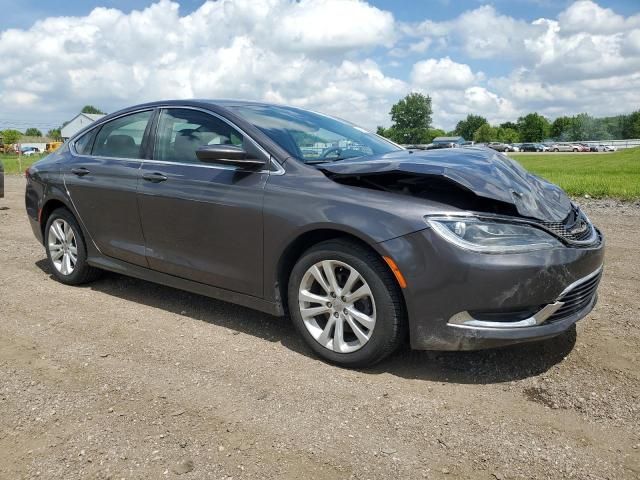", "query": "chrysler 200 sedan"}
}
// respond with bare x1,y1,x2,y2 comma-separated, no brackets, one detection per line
25,100,604,367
